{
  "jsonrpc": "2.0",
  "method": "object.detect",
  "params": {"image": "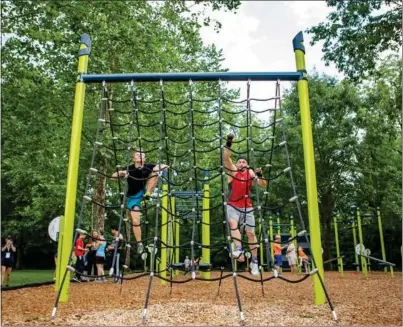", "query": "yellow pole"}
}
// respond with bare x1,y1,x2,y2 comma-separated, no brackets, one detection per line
259,218,264,267
269,216,274,260
201,171,210,279
59,34,90,302
293,31,325,305
356,208,368,277
160,172,168,285
172,196,179,275
377,208,393,277
333,215,343,277
352,218,360,272
290,215,300,273
290,215,295,242
276,212,281,236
